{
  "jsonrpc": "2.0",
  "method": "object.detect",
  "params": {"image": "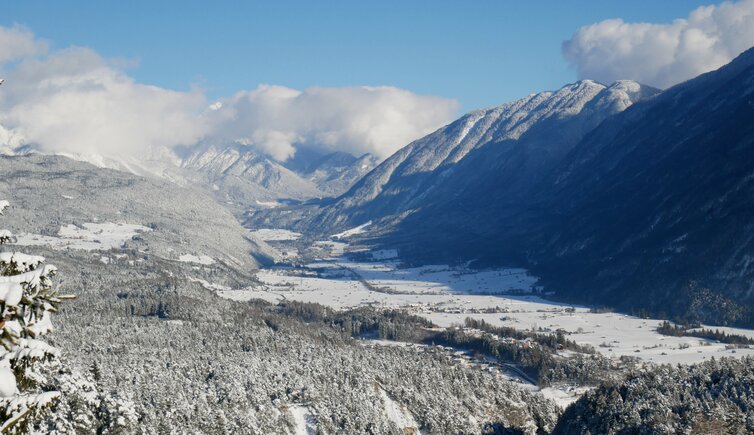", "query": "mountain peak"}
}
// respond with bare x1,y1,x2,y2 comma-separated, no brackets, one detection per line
570,79,605,89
